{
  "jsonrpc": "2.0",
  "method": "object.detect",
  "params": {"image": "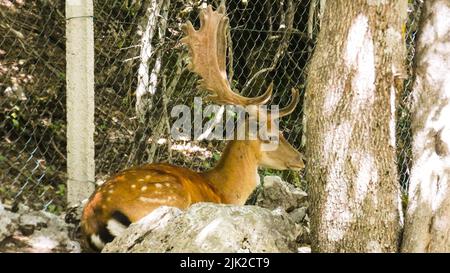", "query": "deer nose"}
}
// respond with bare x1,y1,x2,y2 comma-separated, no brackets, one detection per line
286,156,305,170
293,154,305,169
